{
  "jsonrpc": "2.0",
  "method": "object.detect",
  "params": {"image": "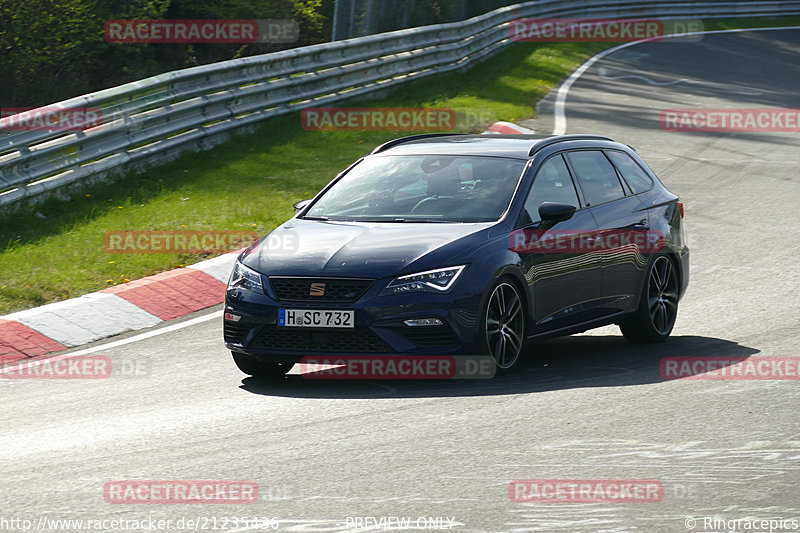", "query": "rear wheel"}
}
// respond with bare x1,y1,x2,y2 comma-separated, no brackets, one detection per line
619,255,679,342
482,279,526,372
231,352,290,378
